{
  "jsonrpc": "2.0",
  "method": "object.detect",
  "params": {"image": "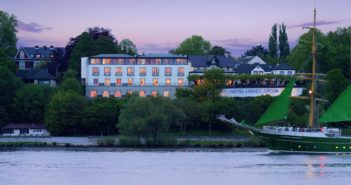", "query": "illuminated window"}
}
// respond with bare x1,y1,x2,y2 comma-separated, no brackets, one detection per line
92,67,99,76
127,67,134,76
91,59,101,64
162,59,172,65
153,78,158,86
139,91,146,97
115,91,121,97
140,78,145,86
151,91,158,97
128,78,133,86
151,59,161,65
93,78,98,85
137,59,146,64
139,67,146,76
90,90,97,97
115,67,123,76
176,58,187,64
103,58,111,64
104,78,111,86
163,91,170,97
166,78,171,86
116,78,121,86
104,67,111,76
127,90,133,96
165,67,172,76
152,67,159,76
177,67,184,76
116,59,124,64
102,91,109,97
178,78,184,87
